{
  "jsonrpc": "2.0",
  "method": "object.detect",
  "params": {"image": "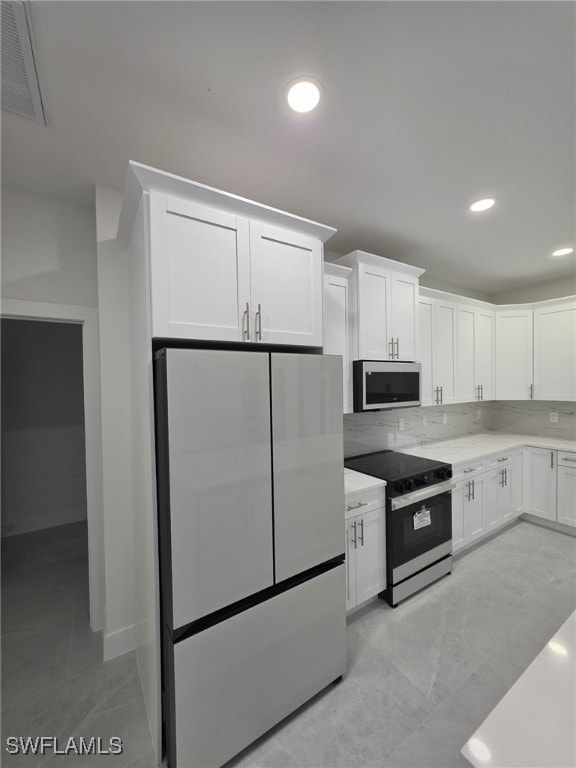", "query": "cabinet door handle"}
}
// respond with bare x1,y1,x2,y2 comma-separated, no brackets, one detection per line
256,303,262,340
243,302,251,340
359,518,365,546
481,384,484,400
529,384,534,399
389,339,394,358
351,521,357,549
395,338,399,359
505,468,508,487
471,479,475,500
465,481,471,501
499,470,504,487
346,501,368,512
440,386,443,404
551,452,554,470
